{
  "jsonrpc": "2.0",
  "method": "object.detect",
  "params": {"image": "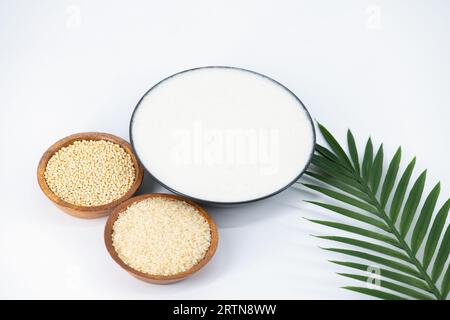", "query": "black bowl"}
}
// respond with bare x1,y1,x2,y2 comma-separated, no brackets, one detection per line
129,66,316,206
